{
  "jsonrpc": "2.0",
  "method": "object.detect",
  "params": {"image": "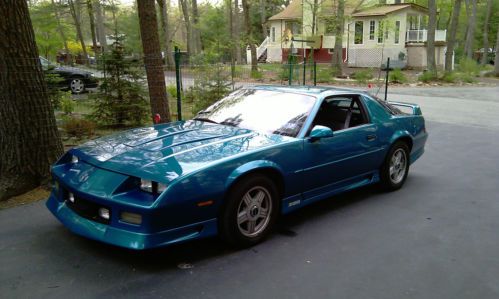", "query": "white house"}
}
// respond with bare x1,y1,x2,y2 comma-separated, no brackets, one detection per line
252,0,447,69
